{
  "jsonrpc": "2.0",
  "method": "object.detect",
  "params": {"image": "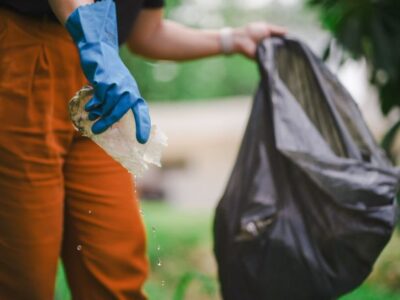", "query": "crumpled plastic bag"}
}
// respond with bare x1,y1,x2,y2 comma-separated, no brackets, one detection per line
69,86,167,176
